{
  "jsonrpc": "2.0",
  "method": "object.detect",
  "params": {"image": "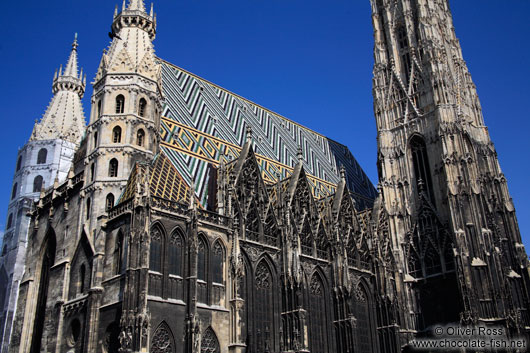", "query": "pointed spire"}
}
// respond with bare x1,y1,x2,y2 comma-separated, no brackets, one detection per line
114,5,118,18
150,3,154,17
63,33,79,78
128,0,146,11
